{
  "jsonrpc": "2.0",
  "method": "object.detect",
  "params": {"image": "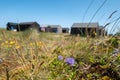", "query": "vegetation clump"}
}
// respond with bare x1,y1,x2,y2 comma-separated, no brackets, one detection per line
0,29,120,80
